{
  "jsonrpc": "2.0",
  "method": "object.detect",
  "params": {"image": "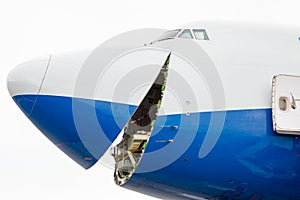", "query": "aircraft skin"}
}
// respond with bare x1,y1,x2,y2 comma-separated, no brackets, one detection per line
7,22,300,199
